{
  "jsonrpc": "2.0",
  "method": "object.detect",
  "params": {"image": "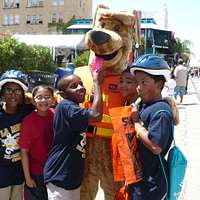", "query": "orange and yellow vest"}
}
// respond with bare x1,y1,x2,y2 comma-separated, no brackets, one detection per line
84,74,125,138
